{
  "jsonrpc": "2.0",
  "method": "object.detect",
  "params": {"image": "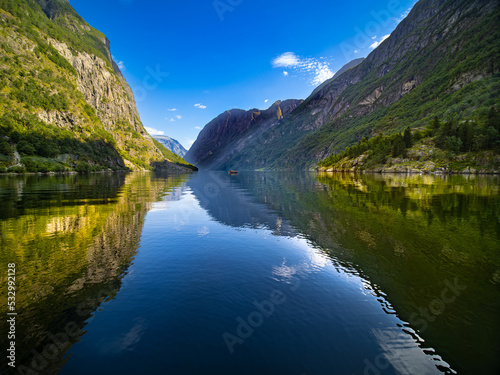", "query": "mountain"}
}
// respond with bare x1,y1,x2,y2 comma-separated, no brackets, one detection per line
153,135,188,158
311,57,365,96
185,99,303,170
190,0,499,170
0,0,195,173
